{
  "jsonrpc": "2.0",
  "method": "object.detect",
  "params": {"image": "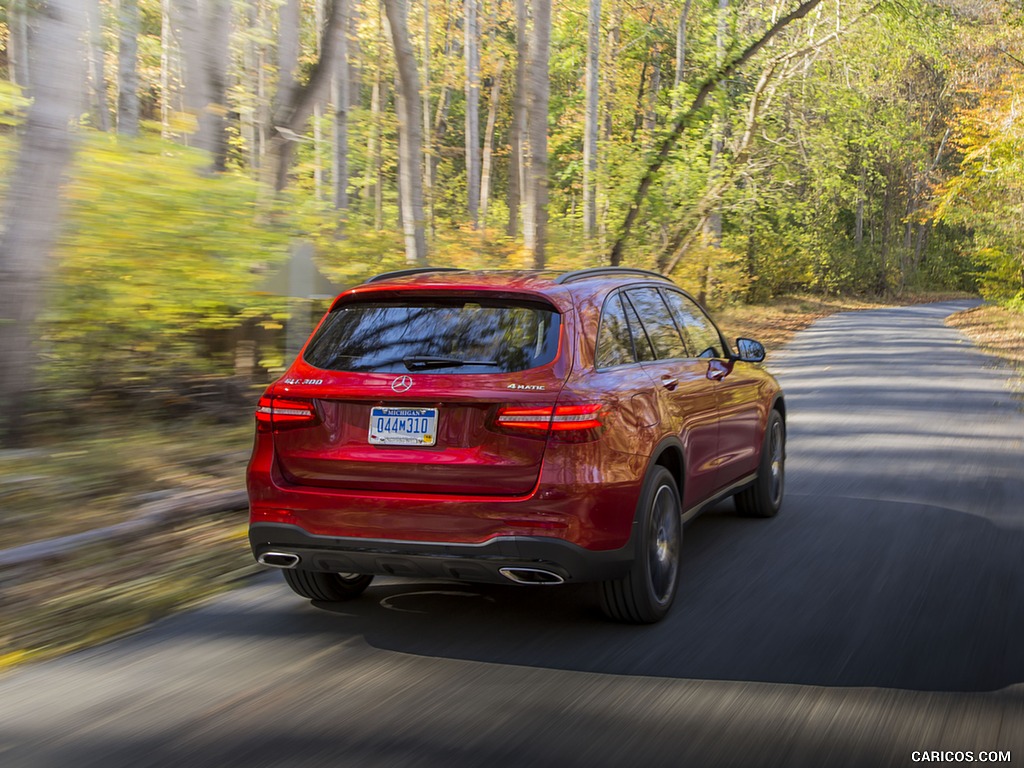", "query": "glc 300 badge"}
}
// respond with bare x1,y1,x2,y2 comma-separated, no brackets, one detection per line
391,375,414,393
